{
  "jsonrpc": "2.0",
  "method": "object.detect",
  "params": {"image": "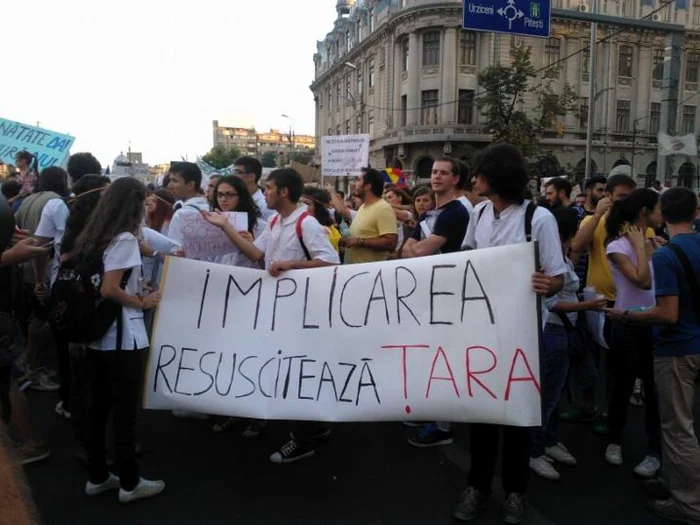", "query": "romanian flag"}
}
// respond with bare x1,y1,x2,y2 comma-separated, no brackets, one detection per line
381,167,406,187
